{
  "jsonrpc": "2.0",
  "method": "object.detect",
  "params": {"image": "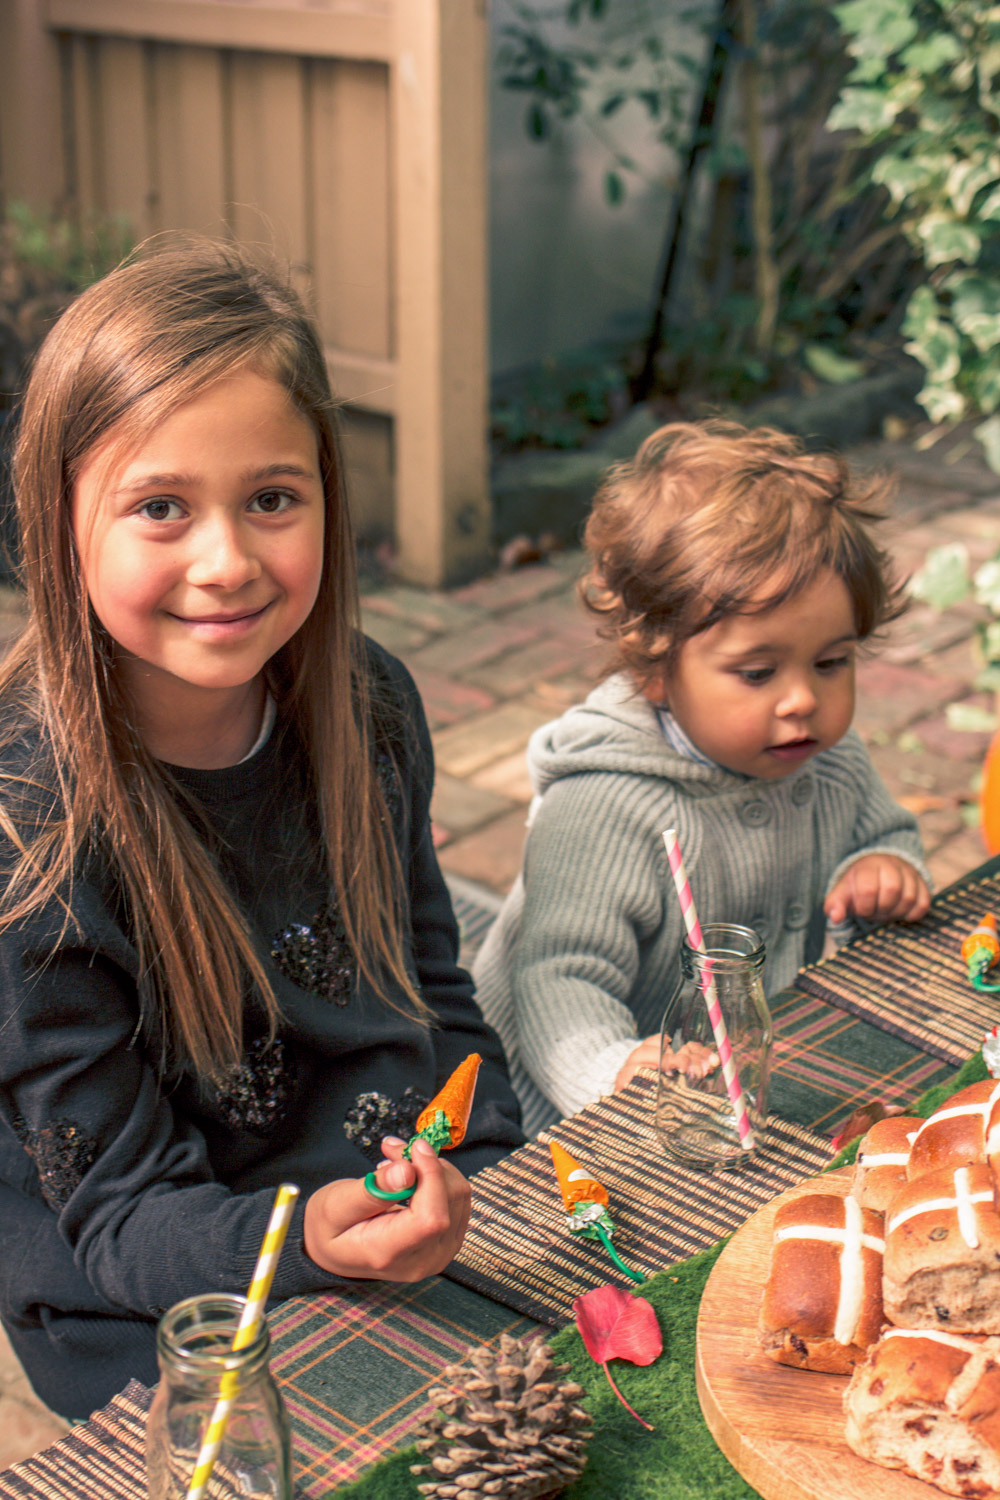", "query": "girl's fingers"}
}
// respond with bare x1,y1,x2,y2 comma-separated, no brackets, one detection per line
403,1139,454,1231
315,1160,417,1240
